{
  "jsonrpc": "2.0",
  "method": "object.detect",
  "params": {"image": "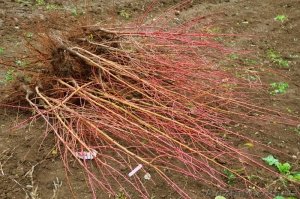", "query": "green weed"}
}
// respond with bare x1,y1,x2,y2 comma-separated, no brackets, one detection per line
267,50,289,68
274,15,287,22
115,191,127,199
262,155,279,166
1,70,15,83
243,58,258,65
274,196,297,199
70,7,78,16
207,27,221,34
277,162,291,174
35,0,45,6
223,169,236,185
0,47,4,55
31,0,62,11
46,4,60,10
16,0,31,5
294,125,300,135
262,155,300,182
270,82,289,95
